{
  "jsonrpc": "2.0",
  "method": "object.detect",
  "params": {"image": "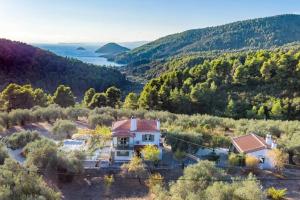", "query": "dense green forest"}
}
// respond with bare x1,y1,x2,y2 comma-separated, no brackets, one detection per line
113,14,300,64
137,46,300,120
0,39,128,96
